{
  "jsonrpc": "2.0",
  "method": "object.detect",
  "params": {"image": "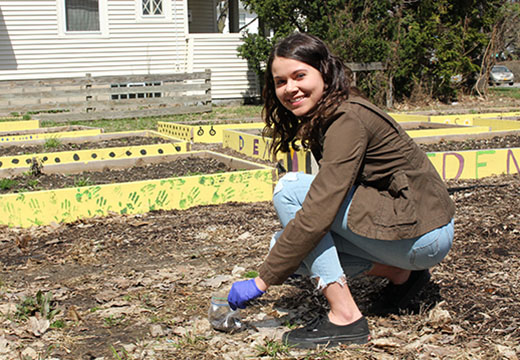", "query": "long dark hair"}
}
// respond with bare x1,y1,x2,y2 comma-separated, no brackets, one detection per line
263,33,359,155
